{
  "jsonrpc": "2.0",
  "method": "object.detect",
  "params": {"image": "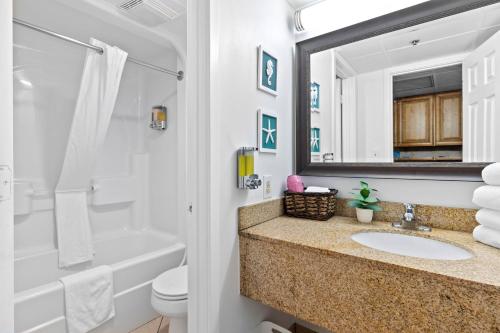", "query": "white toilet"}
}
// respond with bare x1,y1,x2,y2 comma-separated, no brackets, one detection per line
151,265,188,333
